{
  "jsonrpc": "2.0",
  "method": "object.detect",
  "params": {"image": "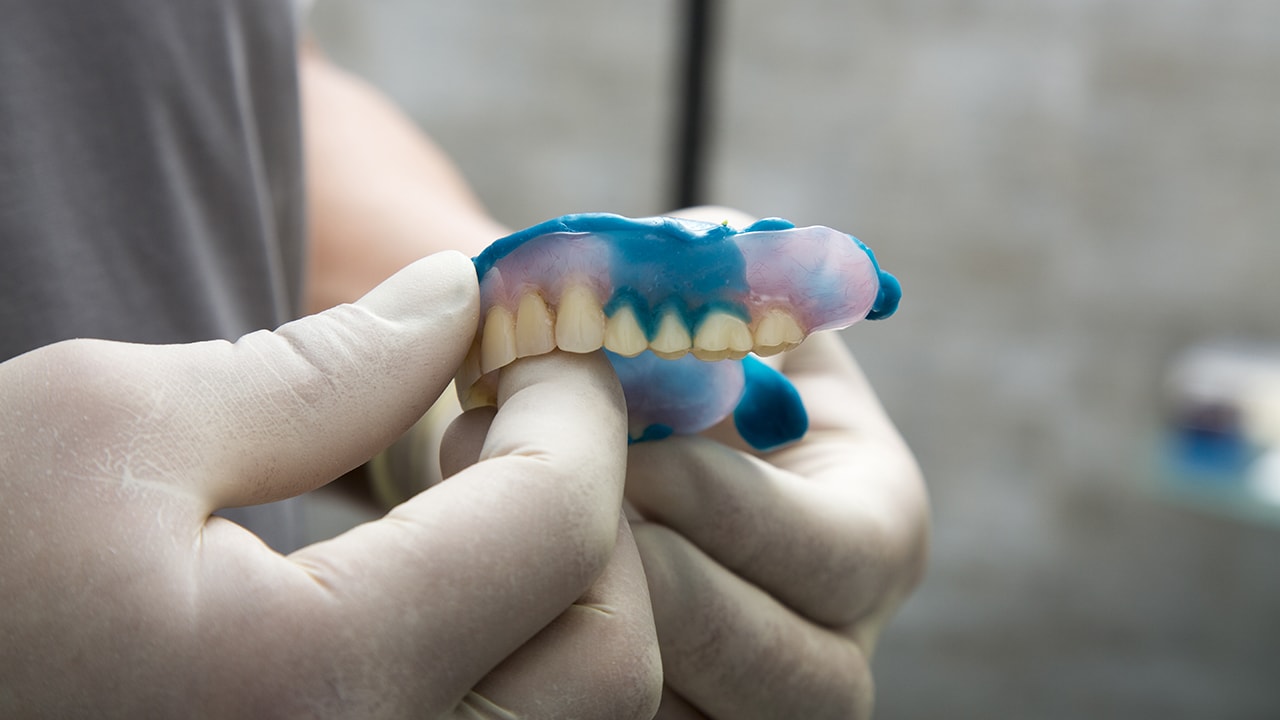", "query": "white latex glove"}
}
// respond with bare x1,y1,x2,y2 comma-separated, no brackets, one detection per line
0,251,659,719
625,331,929,719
